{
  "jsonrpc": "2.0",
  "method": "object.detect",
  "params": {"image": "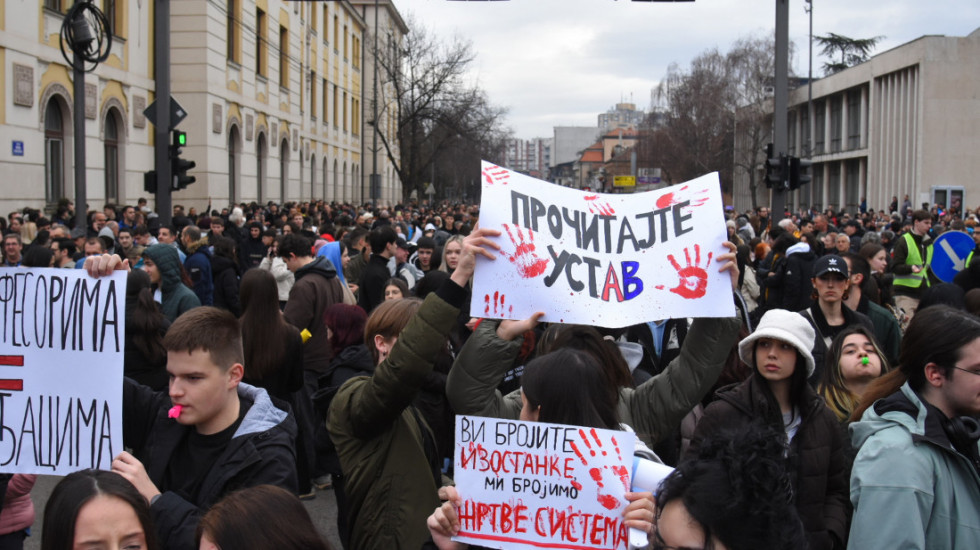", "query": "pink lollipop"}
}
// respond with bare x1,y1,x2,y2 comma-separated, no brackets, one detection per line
168,404,183,419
